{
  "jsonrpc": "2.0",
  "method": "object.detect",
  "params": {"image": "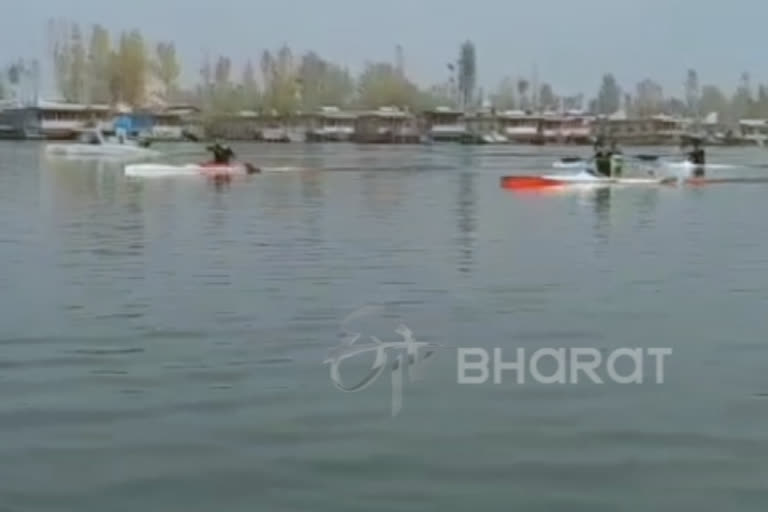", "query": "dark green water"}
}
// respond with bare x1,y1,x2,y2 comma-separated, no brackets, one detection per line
2,141,768,511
